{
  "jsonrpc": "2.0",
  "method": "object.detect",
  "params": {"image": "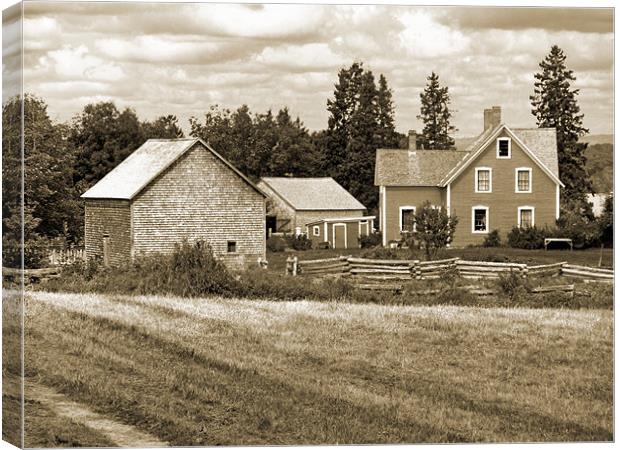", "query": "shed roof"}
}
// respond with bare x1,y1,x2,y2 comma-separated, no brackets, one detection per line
375,125,560,187
260,177,366,211
81,138,265,200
